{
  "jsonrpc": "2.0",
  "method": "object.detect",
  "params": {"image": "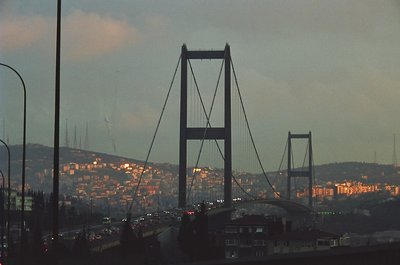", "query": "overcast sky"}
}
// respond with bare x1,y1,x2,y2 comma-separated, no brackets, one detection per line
1,0,400,172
